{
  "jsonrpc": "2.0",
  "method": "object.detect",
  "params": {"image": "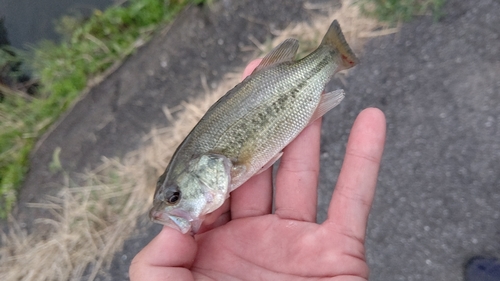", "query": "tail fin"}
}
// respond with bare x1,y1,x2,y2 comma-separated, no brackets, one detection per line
321,20,359,70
